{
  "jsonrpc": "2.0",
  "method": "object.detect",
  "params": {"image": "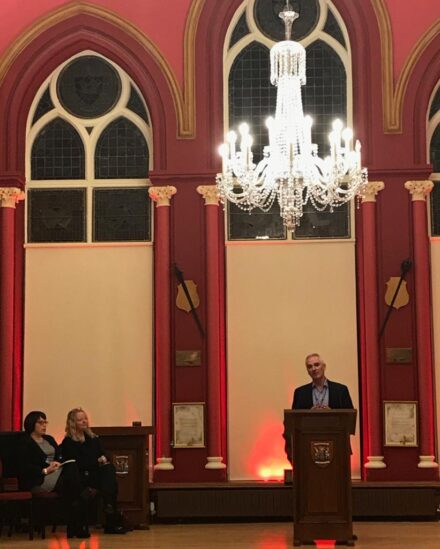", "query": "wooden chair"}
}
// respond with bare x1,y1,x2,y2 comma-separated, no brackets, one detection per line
0,431,59,539
32,491,62,539
0,458,34,540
